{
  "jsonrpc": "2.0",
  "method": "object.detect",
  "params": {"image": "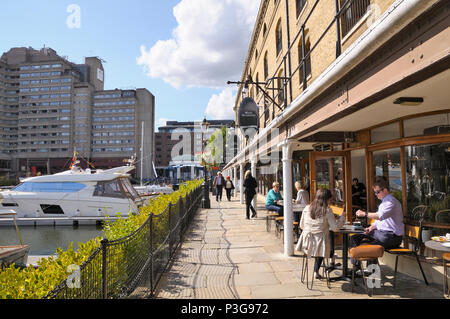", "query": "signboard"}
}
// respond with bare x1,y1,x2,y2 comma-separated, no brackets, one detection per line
97,68,104,82
237,97,259,128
